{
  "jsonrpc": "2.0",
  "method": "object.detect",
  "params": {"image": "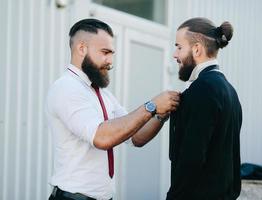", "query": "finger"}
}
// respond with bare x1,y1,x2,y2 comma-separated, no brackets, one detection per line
167,91,180,96
169,99,180,107
171,102,180,110
172,96,180,101
168,92,180,100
